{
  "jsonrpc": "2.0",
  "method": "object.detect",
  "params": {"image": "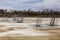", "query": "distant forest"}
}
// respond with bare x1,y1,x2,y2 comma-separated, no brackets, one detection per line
0,9,60,17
